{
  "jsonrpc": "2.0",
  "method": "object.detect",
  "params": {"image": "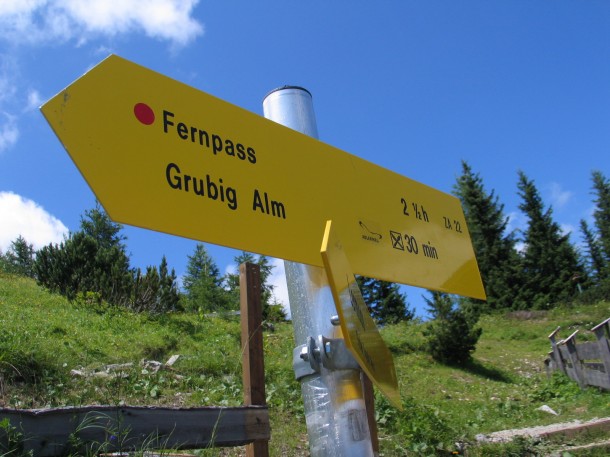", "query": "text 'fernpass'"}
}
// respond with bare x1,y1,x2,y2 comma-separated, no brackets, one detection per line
134,103,288,219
